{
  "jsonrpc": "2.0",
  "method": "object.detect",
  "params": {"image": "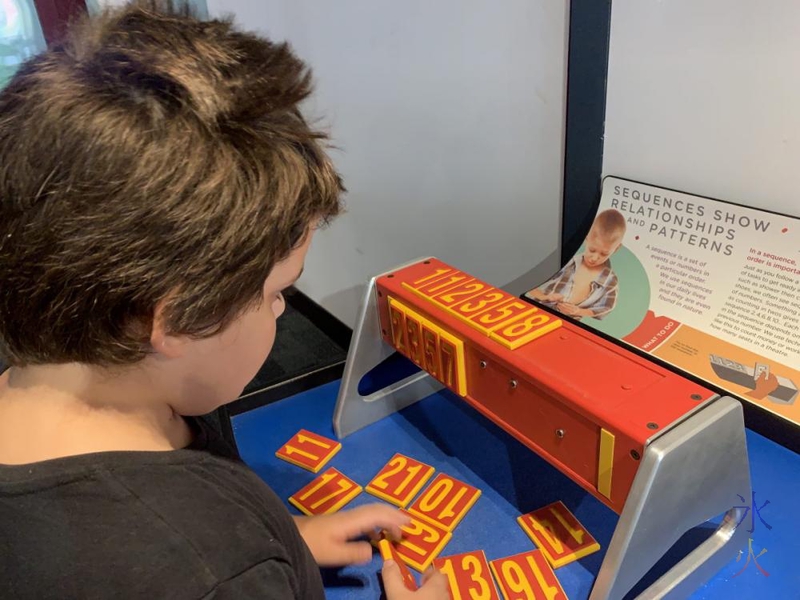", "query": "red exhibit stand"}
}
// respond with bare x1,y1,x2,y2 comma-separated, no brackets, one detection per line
334,258,750,600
